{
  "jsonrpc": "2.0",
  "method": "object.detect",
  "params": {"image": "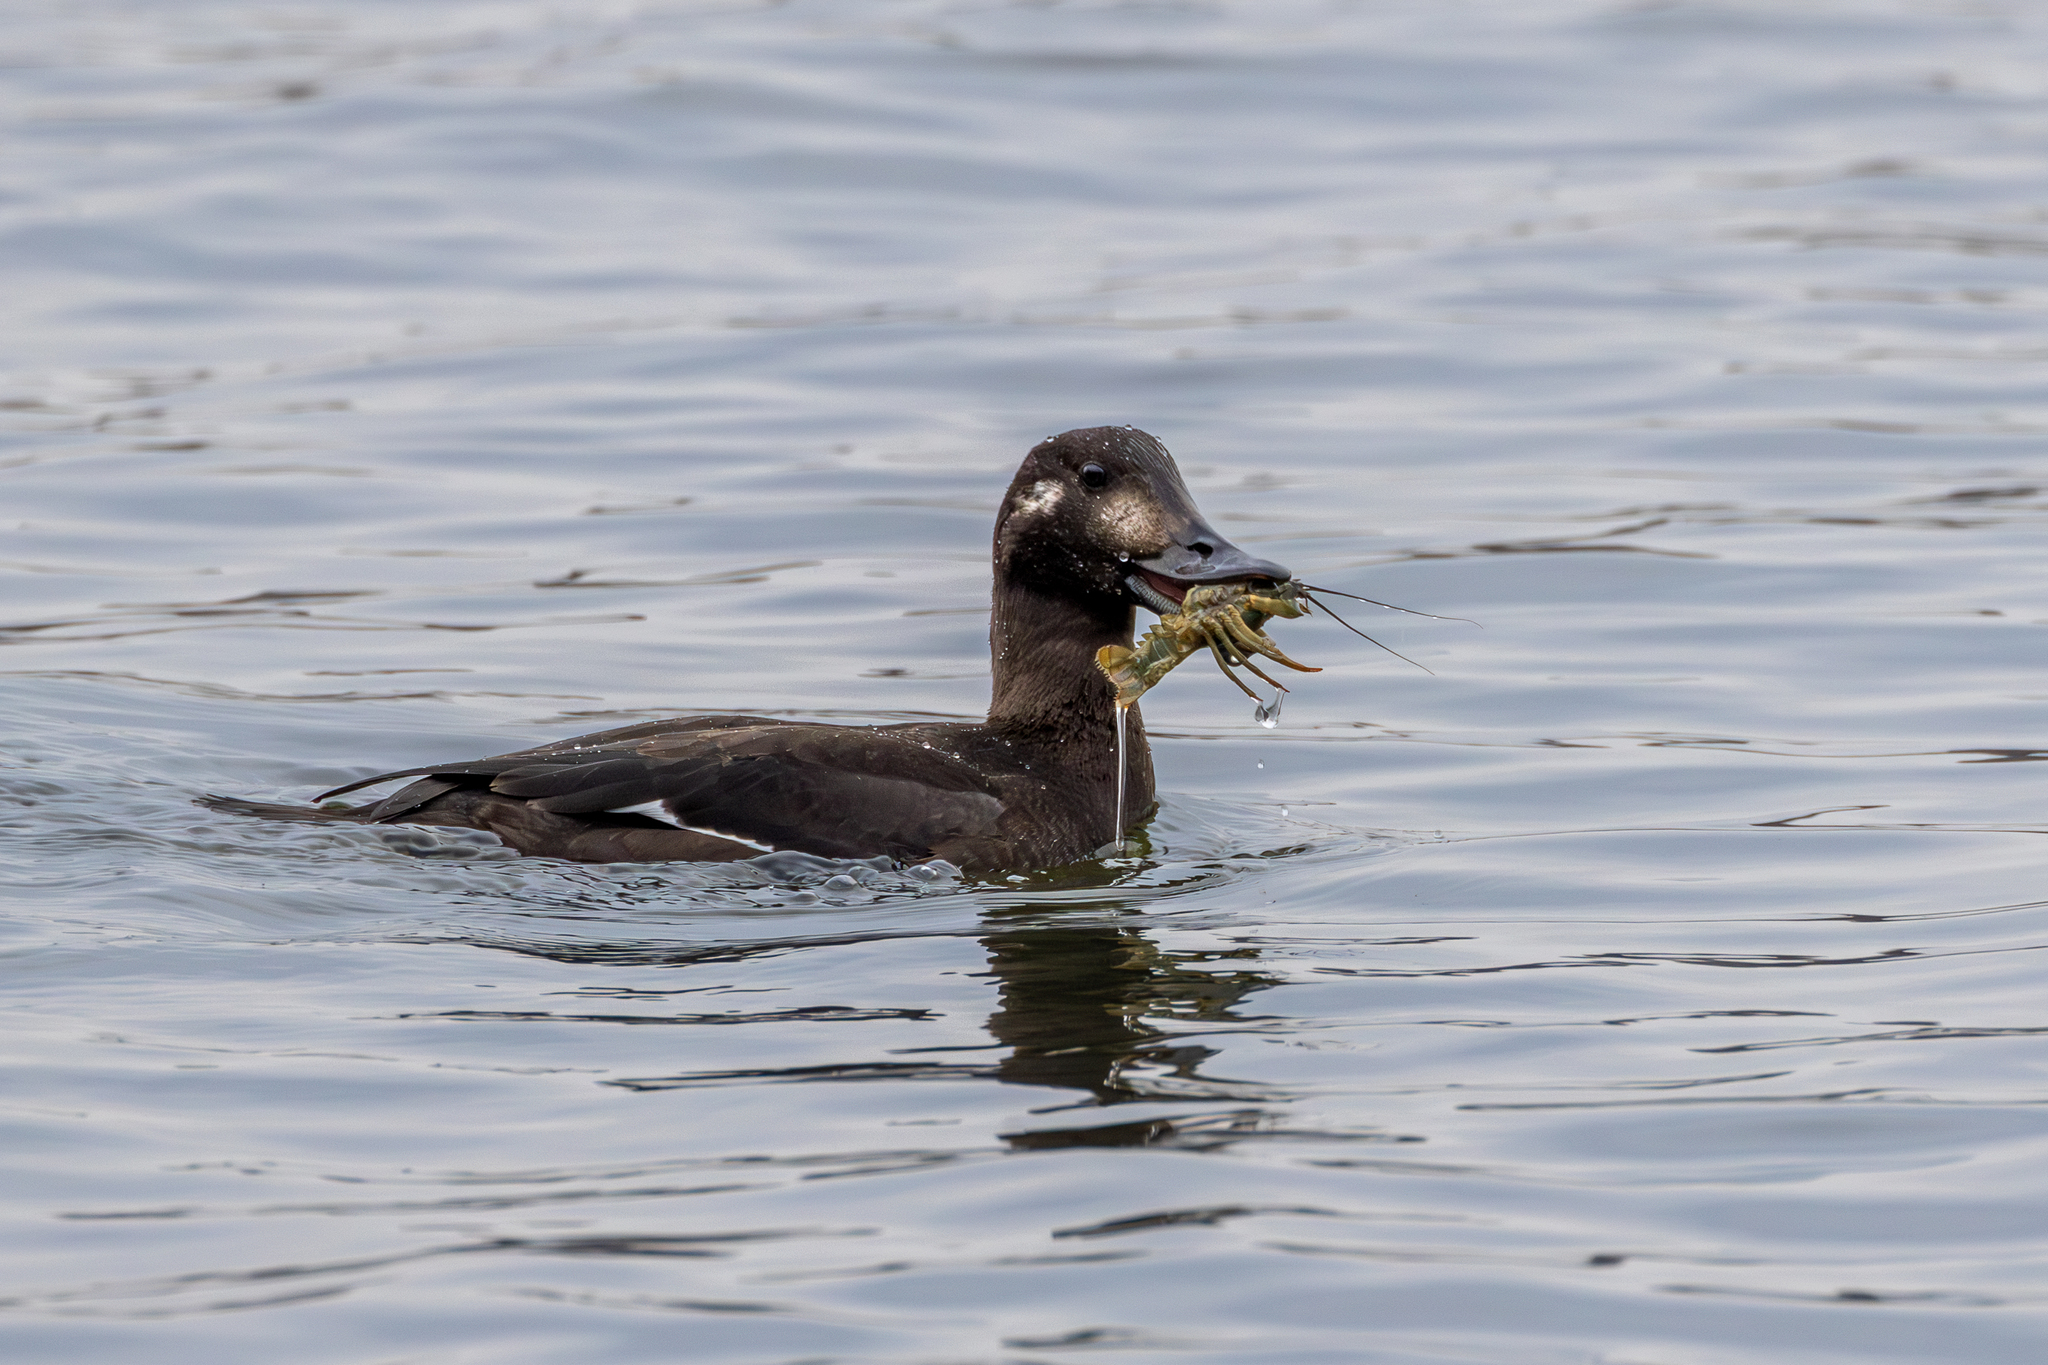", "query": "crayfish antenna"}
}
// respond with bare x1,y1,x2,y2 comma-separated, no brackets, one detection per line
1301,584,1477,626
1301,592,1436,675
